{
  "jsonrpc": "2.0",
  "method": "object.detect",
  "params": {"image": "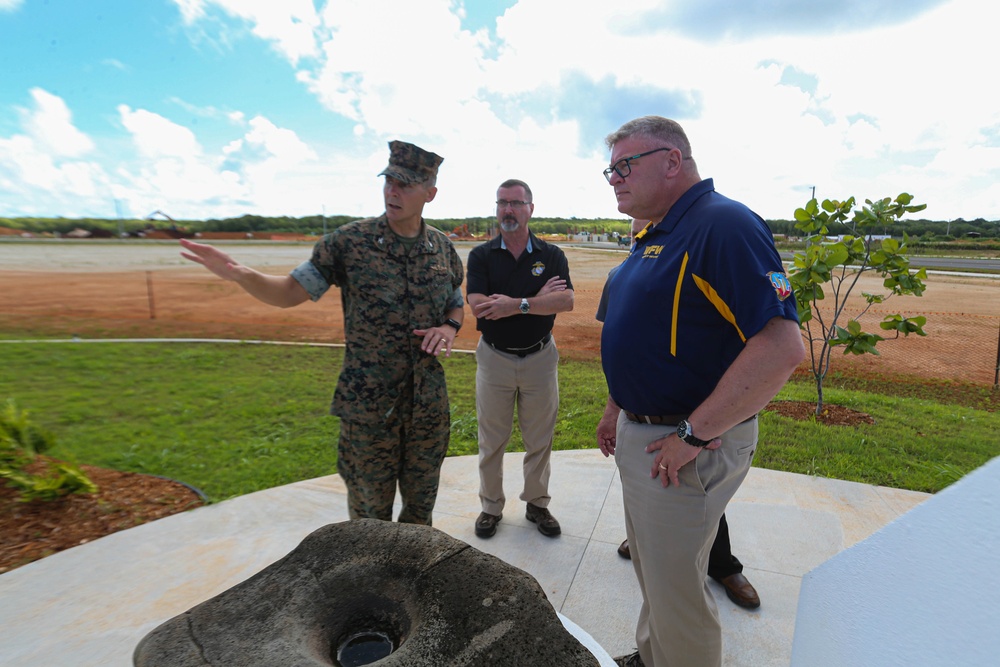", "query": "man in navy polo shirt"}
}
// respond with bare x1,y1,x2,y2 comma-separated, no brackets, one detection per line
466,178,574,539
597,217,761,613
597,117,804,667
